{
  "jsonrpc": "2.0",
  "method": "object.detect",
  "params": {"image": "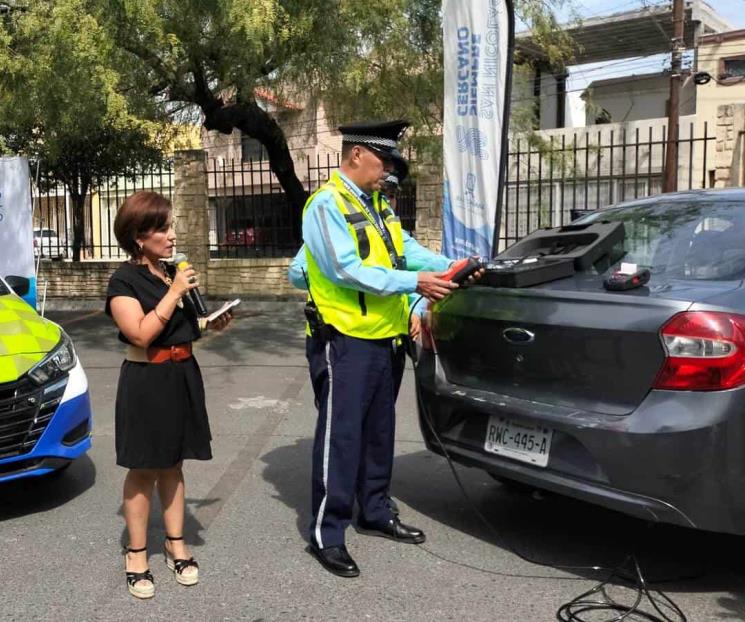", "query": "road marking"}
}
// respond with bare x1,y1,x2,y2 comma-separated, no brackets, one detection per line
193,366,308,531
228,396,290,413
